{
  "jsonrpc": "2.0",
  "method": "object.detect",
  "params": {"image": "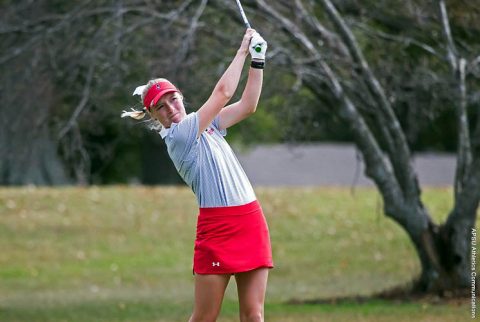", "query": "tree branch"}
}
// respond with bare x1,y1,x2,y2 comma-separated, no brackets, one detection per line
255,0,321,60
353,21,443,60
255,0,406,218
308,65,406,220
446,156,480,228
173,0,208,68
437,0,458,71
437,0,473,199
293,0,349,58
58,63,94,140
113,0,124,67
319,0,420,202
